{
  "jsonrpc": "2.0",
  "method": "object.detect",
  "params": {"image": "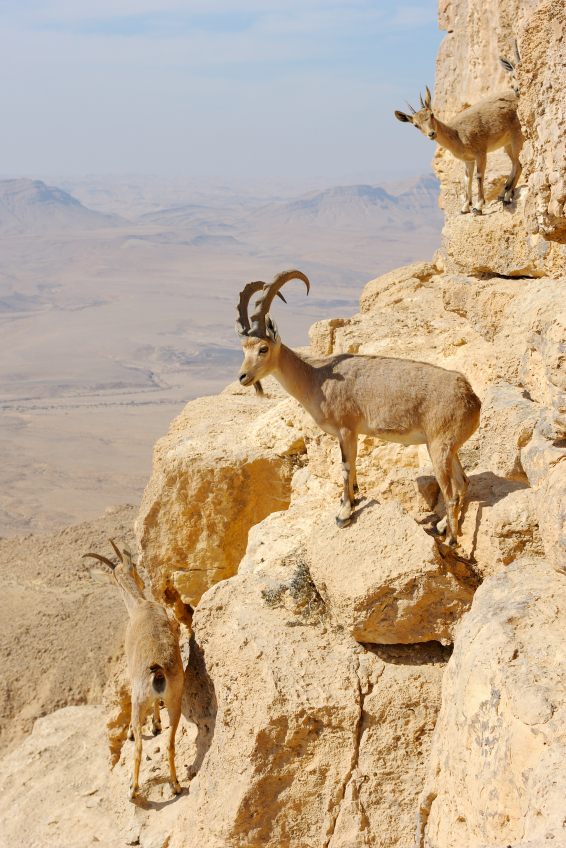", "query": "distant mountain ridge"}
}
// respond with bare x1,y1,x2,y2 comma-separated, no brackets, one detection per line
0,179,128,234
245,174,442,231
136,173,442,233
